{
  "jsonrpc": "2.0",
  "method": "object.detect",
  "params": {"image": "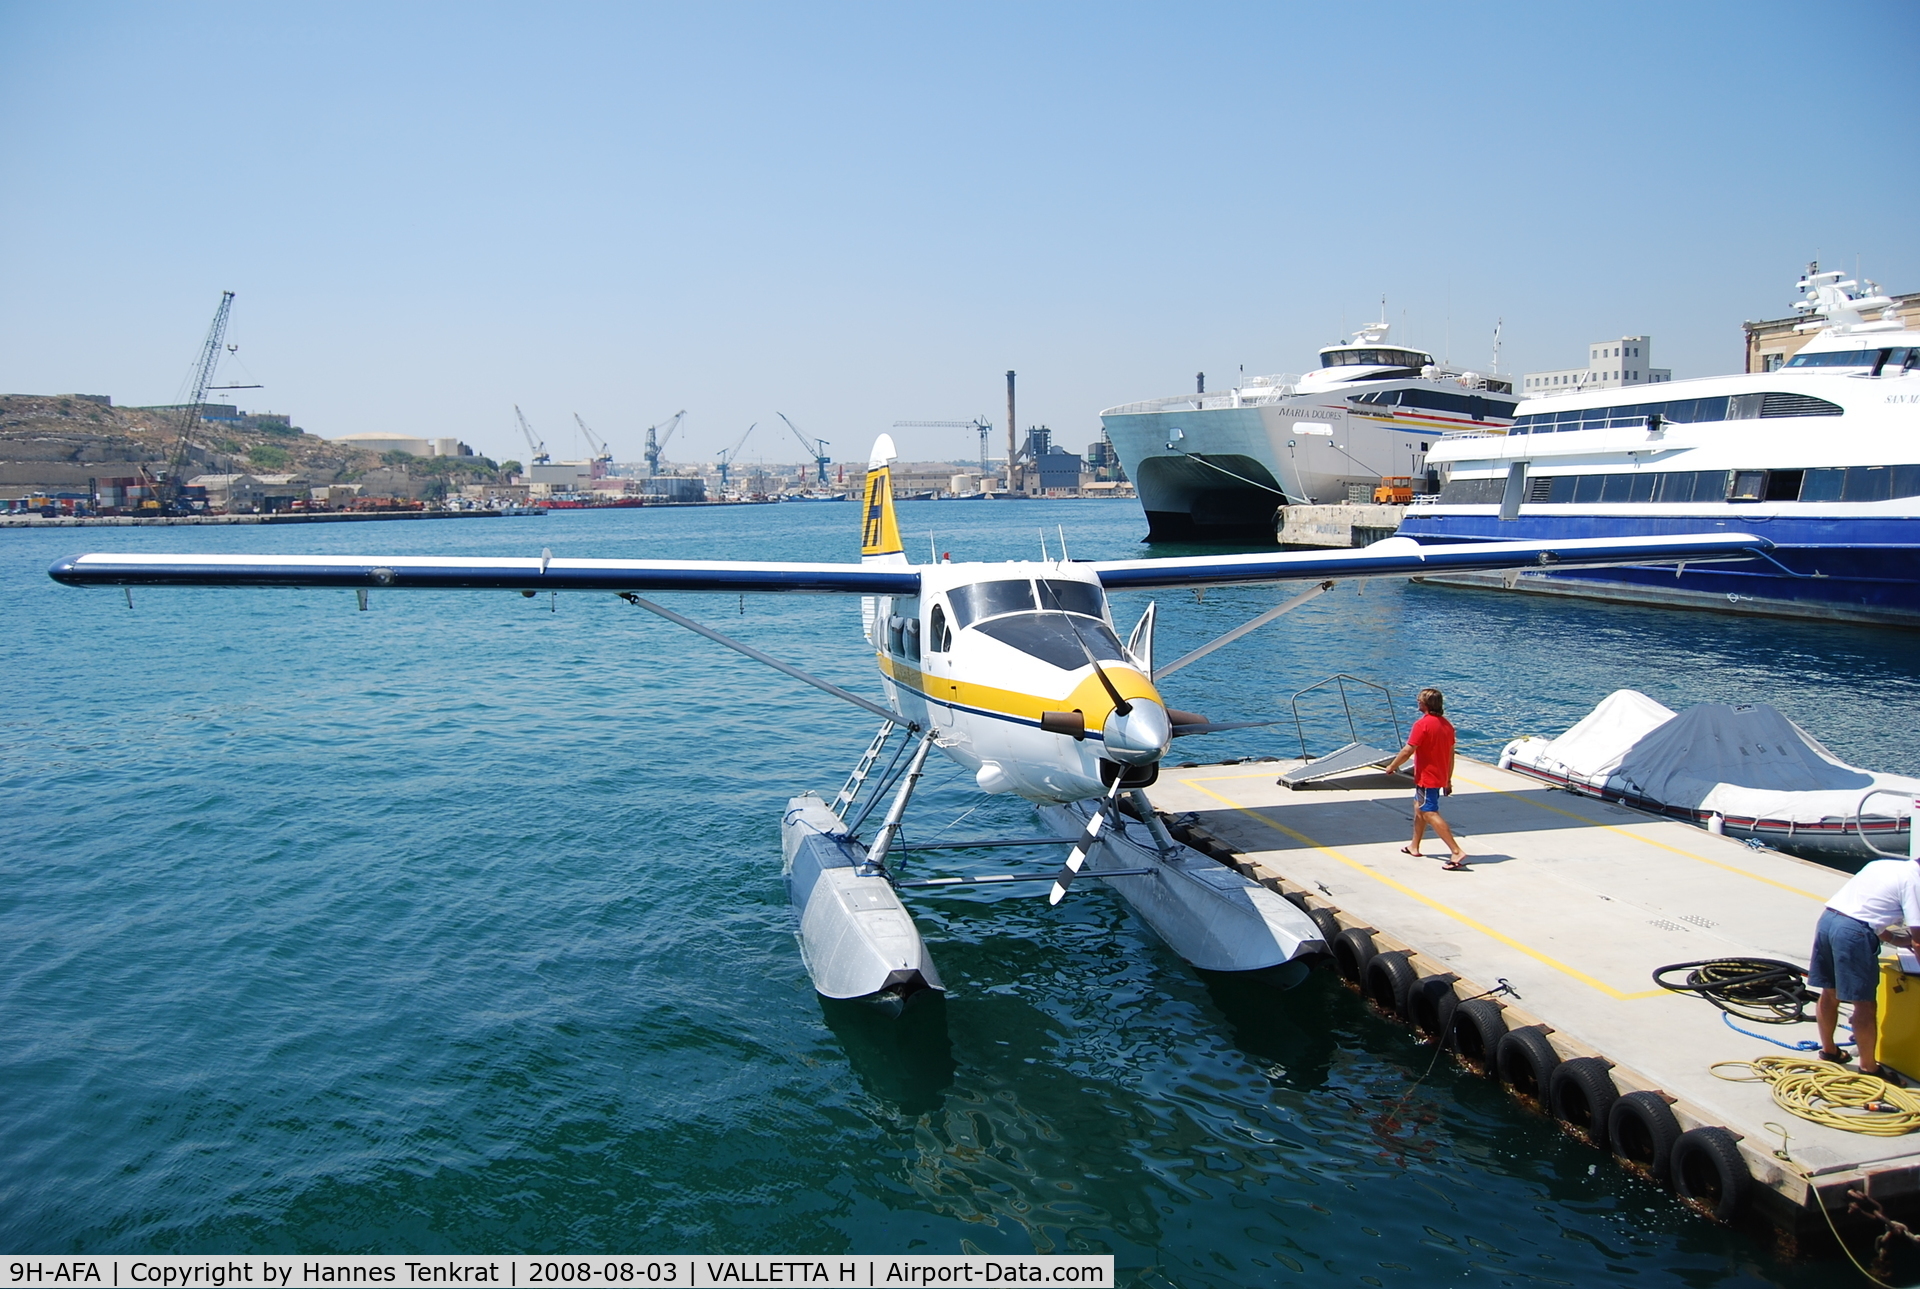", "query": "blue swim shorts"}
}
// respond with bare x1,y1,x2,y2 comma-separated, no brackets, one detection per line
1414,786,1443,814
1808,906,1881,1002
